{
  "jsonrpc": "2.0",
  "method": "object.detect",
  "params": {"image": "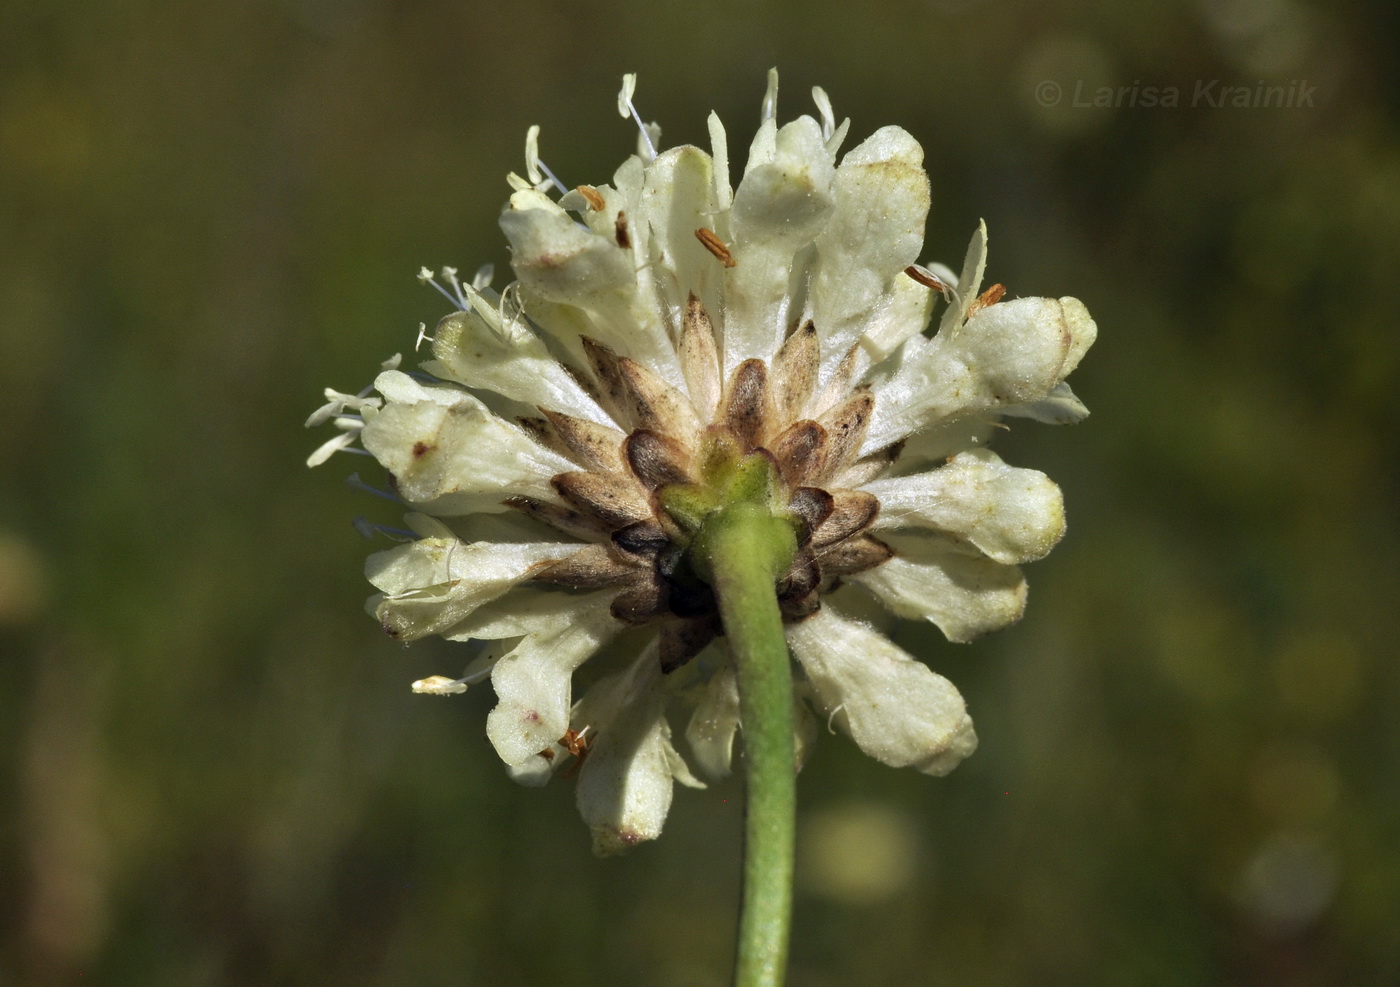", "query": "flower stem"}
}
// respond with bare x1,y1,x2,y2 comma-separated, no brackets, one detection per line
698,500,798,987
